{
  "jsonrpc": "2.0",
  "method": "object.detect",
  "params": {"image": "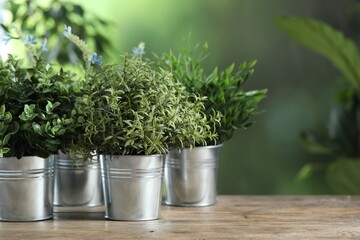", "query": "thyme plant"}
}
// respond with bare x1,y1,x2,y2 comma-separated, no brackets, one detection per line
64,29,219,157
159,42,267,143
